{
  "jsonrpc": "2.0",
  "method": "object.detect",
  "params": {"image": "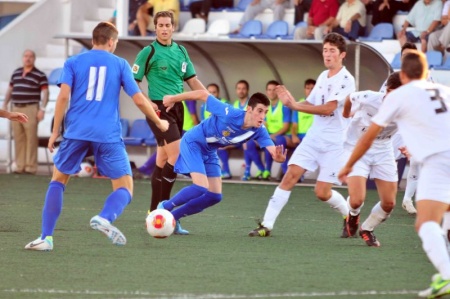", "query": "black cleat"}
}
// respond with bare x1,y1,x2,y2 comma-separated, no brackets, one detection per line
359,230,381,247
248,224,271,237
341,218,349,238
346,213,360,237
